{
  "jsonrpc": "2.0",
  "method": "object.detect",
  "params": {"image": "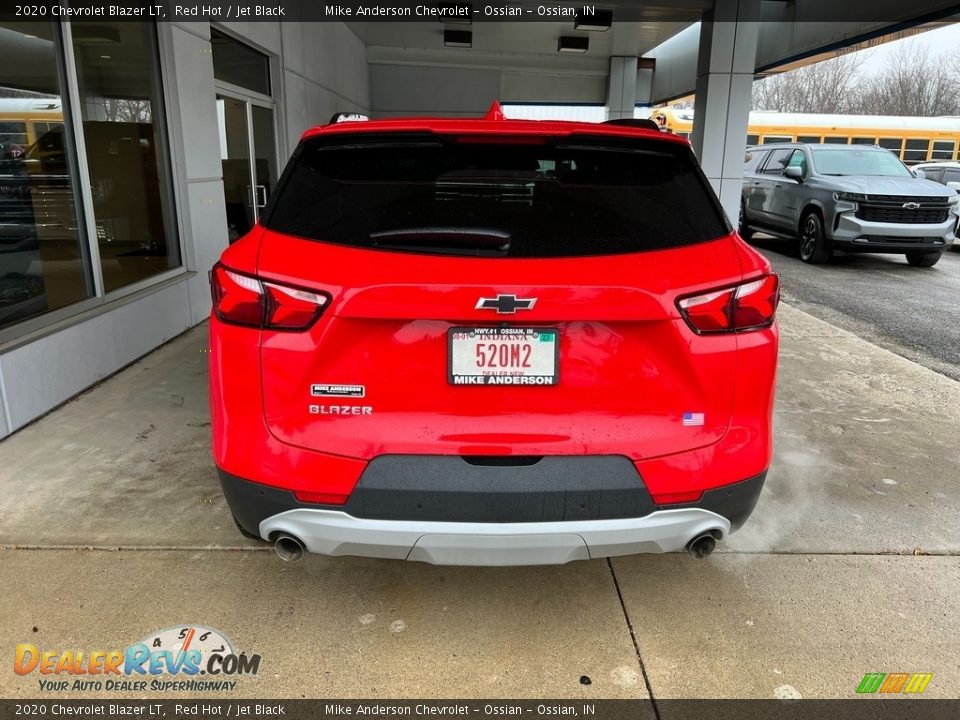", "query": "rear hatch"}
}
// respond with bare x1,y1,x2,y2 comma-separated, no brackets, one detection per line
256,129,743,460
